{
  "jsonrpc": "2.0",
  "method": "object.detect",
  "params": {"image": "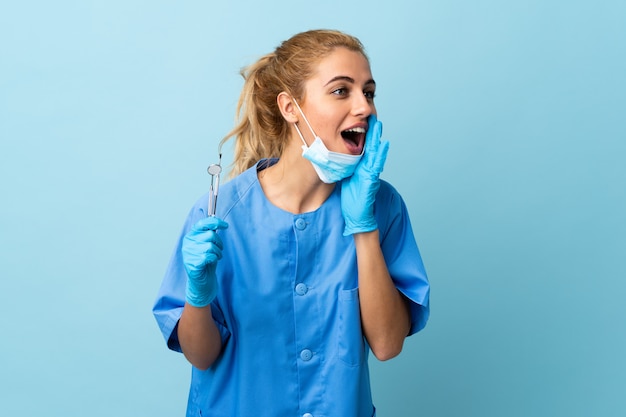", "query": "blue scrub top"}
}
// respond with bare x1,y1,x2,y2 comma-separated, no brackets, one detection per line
153,160,430,417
